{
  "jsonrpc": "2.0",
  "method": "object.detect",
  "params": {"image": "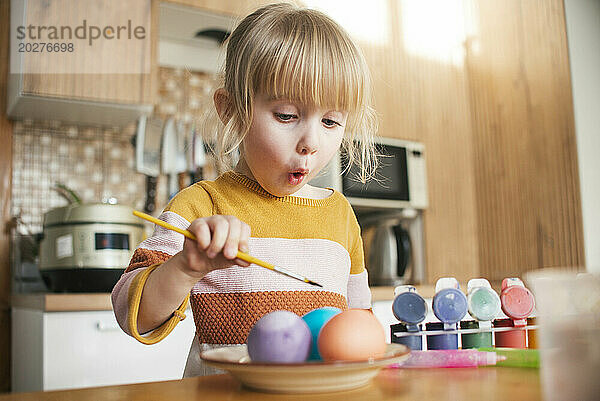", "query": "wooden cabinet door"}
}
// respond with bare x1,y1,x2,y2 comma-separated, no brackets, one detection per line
15,0,157,105
163,0,266,16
